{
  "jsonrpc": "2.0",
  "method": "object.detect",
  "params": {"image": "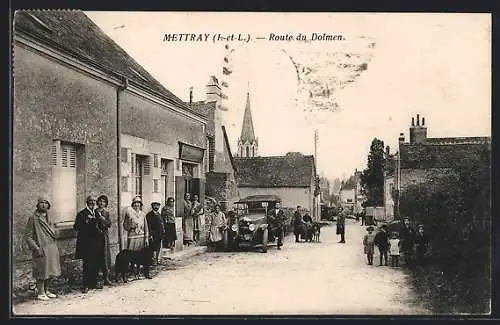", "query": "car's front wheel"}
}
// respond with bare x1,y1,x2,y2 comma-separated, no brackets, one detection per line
261,228,268,253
